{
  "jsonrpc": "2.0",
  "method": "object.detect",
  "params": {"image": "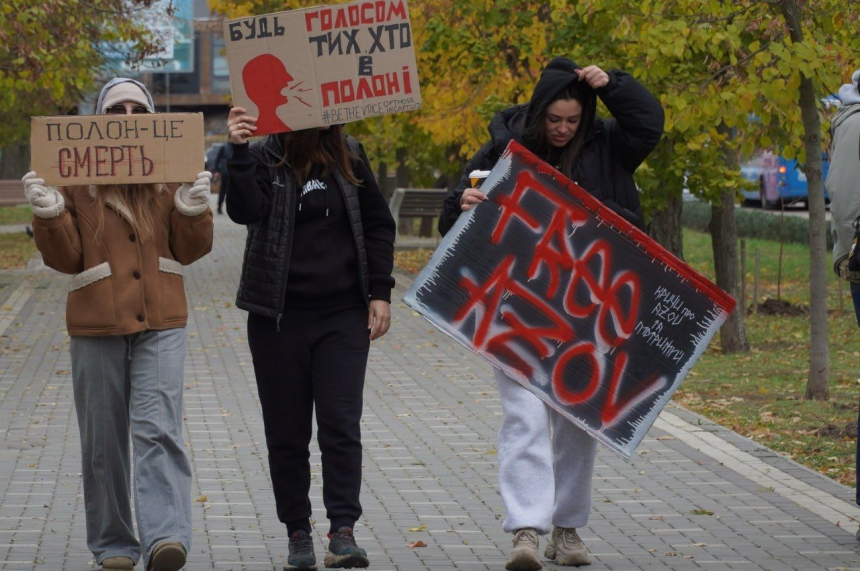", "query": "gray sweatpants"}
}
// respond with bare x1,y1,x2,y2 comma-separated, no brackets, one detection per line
70,329,192,568
494,368,597,535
